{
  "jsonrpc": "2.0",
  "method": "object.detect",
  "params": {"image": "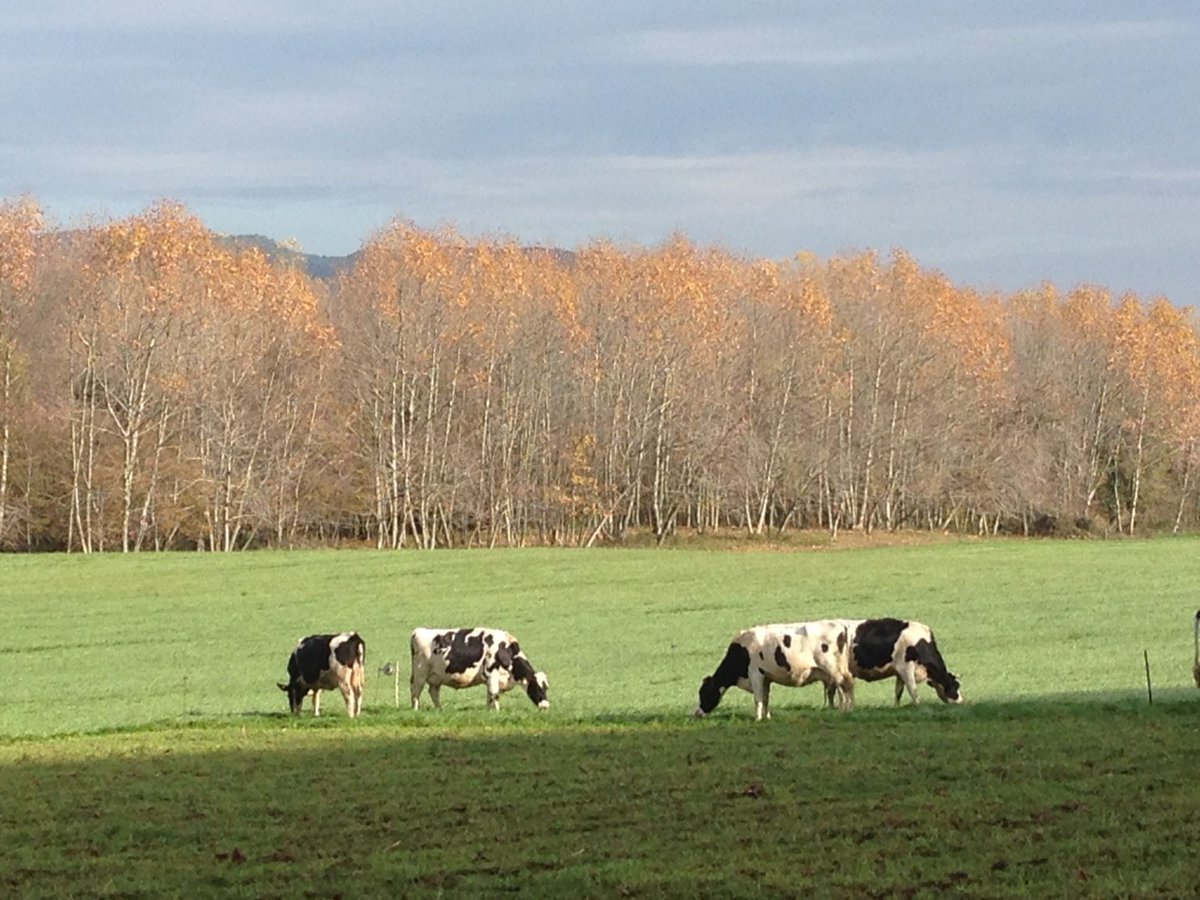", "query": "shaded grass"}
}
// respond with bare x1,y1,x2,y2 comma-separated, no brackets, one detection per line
1,702,1197,898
